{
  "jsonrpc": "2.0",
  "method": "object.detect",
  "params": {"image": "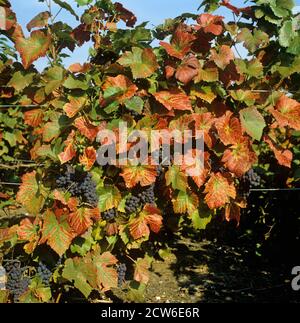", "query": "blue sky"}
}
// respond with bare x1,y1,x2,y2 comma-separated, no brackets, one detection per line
8,0,300,70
